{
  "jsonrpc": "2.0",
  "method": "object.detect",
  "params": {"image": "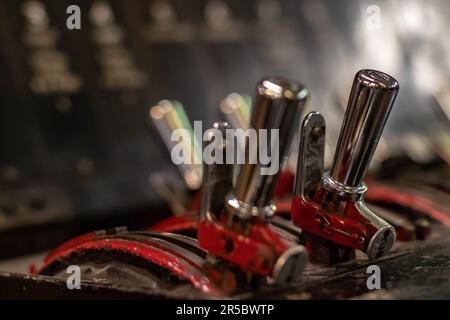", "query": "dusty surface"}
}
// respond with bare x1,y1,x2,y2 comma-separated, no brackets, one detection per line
1,226,450,299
